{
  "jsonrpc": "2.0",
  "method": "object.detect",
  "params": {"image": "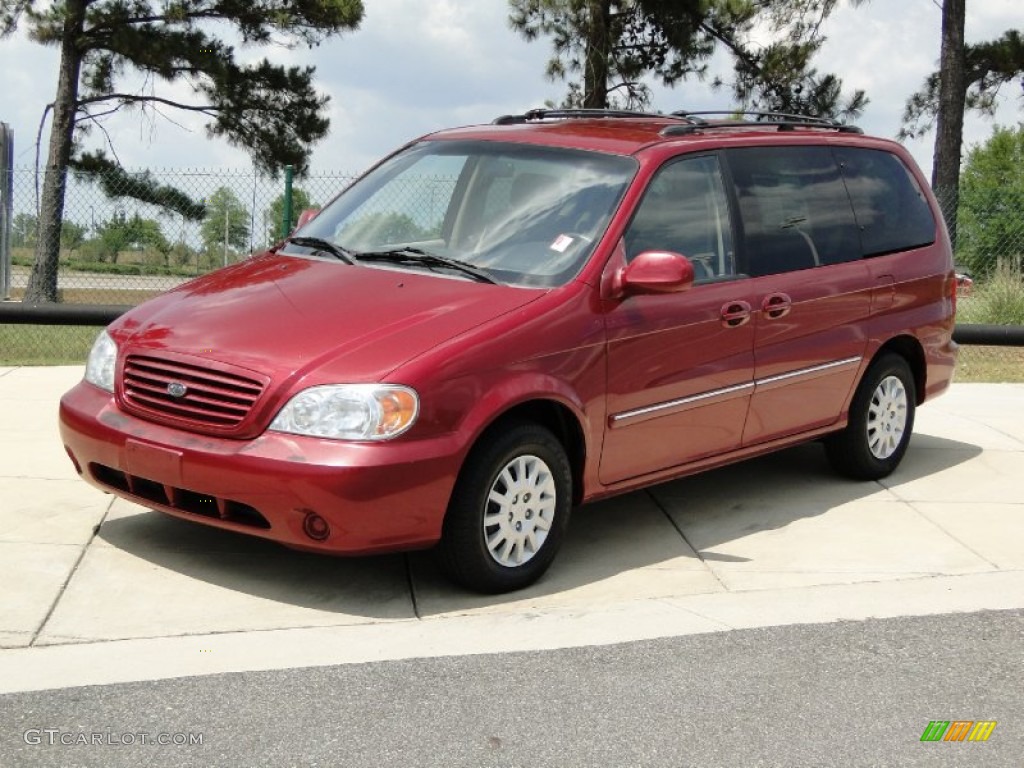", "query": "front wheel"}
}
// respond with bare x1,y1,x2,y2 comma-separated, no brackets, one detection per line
825,353,916,480
437,423,572,593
